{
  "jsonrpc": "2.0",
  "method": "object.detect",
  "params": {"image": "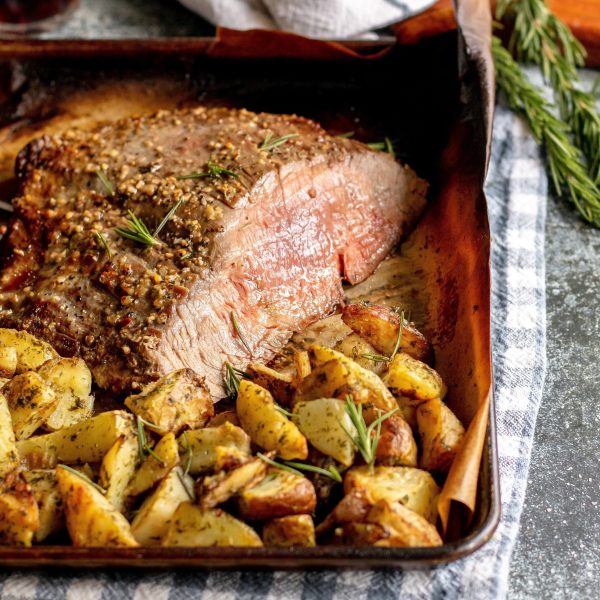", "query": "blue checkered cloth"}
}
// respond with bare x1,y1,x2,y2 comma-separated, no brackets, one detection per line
0,93,549,600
